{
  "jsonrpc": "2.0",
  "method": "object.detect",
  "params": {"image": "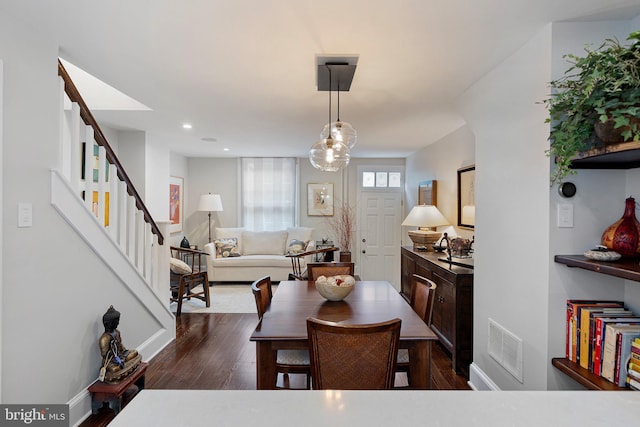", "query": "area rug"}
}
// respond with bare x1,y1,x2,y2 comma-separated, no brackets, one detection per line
170,284,277,314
